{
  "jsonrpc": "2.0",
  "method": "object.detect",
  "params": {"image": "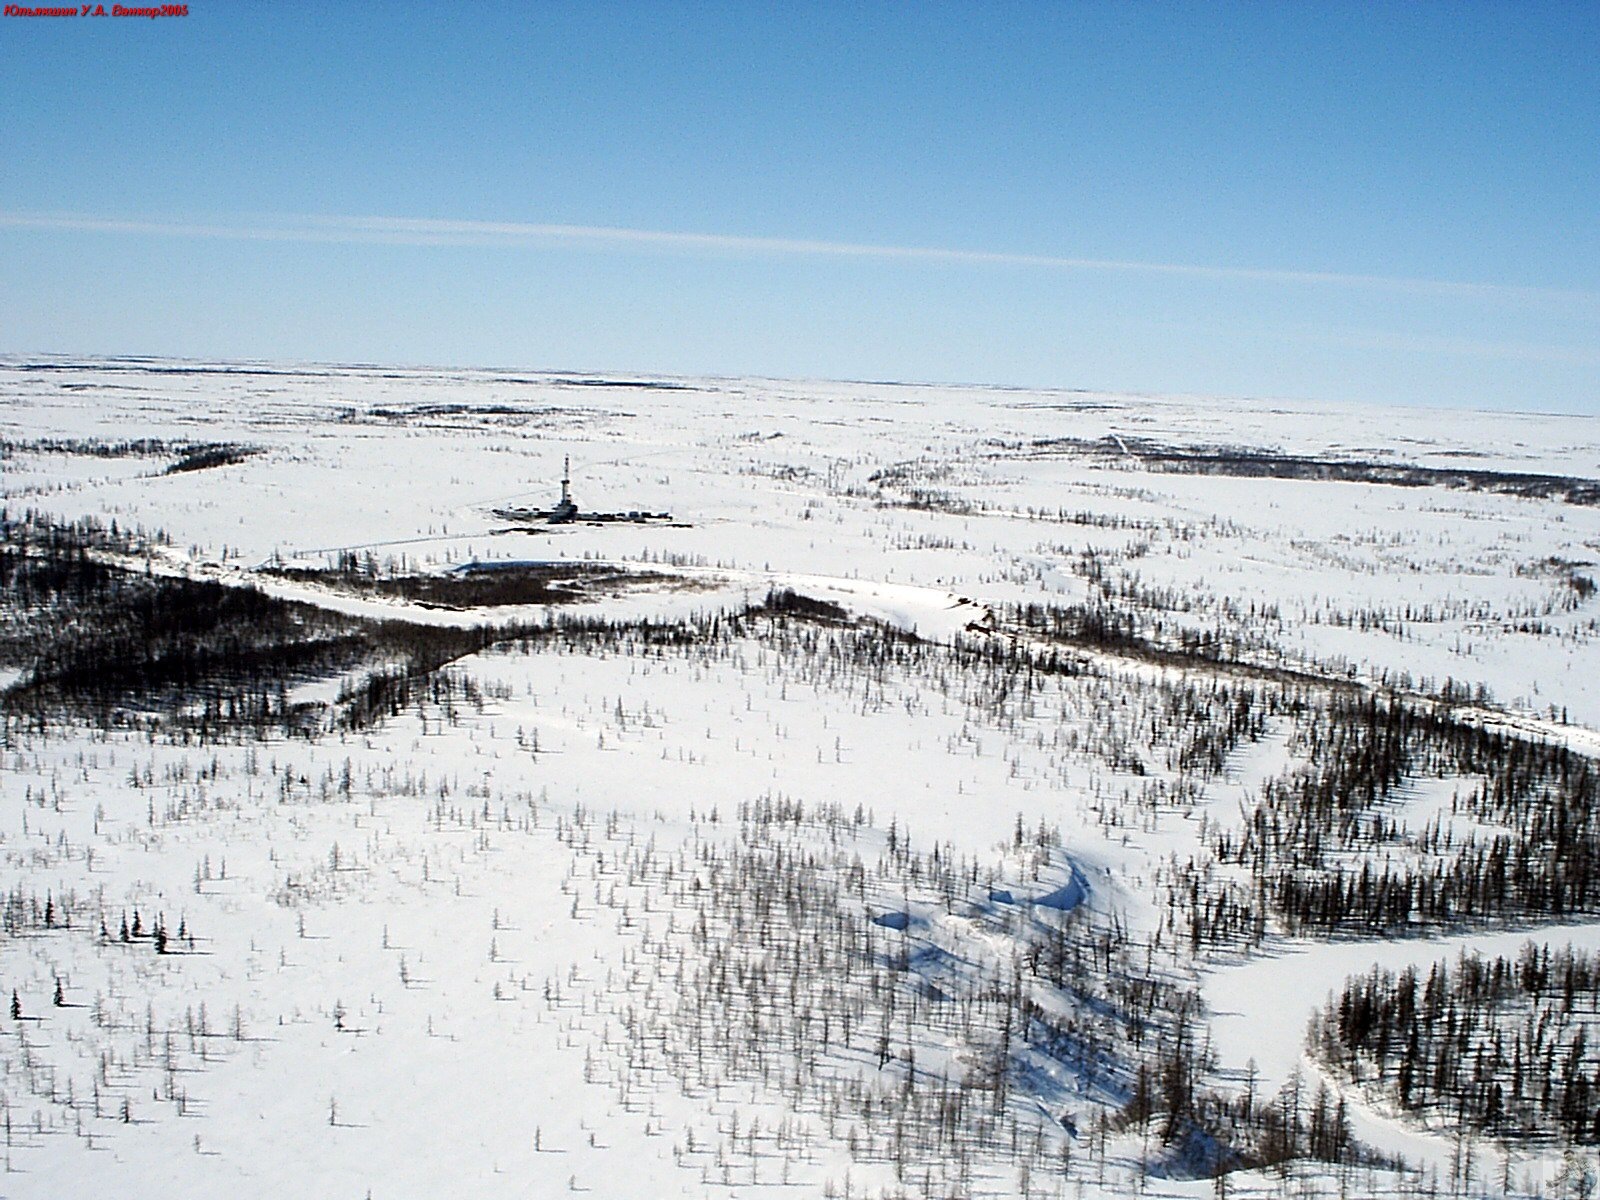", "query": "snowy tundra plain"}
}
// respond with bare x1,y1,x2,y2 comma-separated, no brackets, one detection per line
1,357,1599,1198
